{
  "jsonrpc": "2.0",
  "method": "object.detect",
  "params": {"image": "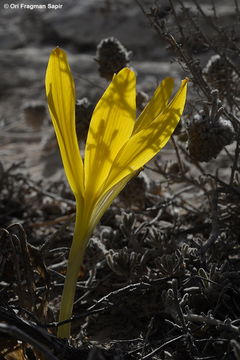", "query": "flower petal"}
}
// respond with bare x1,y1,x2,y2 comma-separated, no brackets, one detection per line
84,68,136,203
45,48,84,197
89,171,139,232
103,78,188,193
133,77,174,134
